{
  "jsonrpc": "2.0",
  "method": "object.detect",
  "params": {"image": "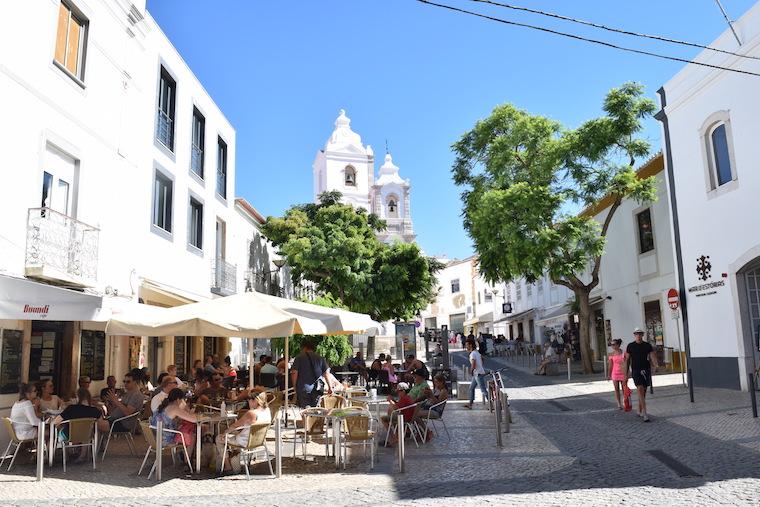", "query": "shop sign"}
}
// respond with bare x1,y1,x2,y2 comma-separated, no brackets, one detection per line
688,255,725,298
